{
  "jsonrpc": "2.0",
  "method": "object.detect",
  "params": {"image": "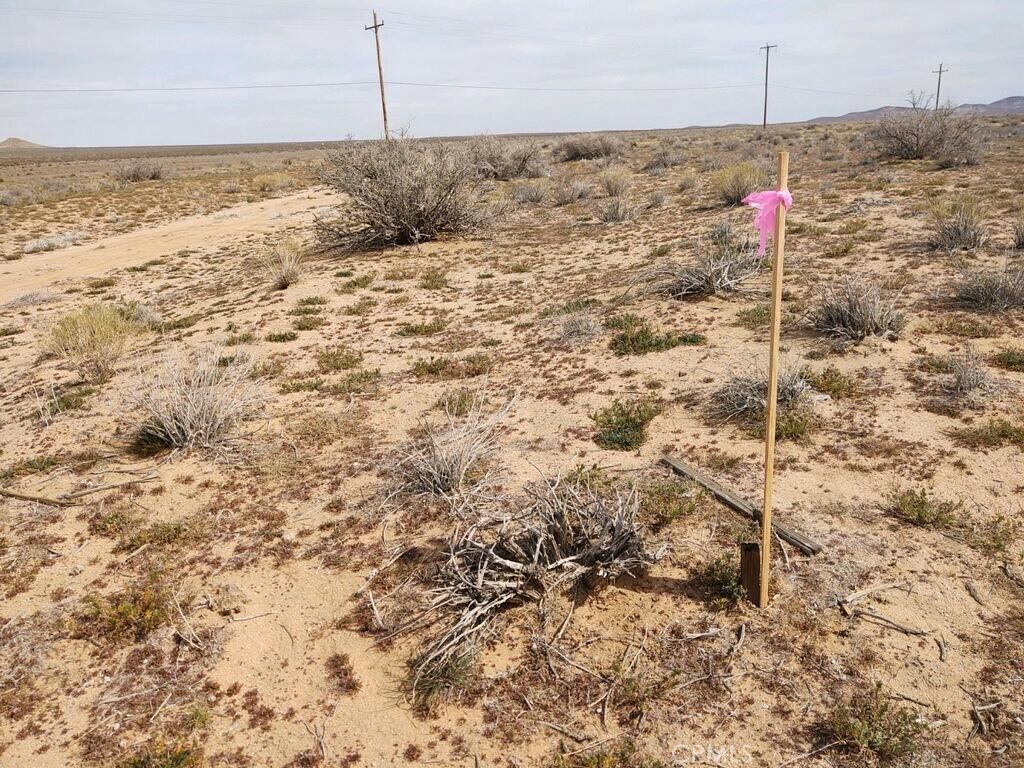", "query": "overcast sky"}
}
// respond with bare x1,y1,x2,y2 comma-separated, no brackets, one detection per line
0,0,1019,147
